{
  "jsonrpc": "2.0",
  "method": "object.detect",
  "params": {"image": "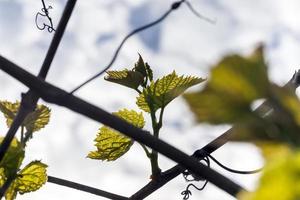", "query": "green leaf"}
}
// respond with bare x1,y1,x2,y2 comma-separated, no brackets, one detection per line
105,55,154,90
0,137,24,178
238,150,300,200
184,87,252,123
0,137,25,200
210,49,268,103
271,85,300,126
134,54,153,82
184,46,269,124
16,161,48,194
88,109,145,161
105,69,144,90
0,101,20,128
229,85,300,145
23,104,51,132
136,71,205,112
0,101,50,133
1,161,48,200
0,168,17,200
256,143,291,162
